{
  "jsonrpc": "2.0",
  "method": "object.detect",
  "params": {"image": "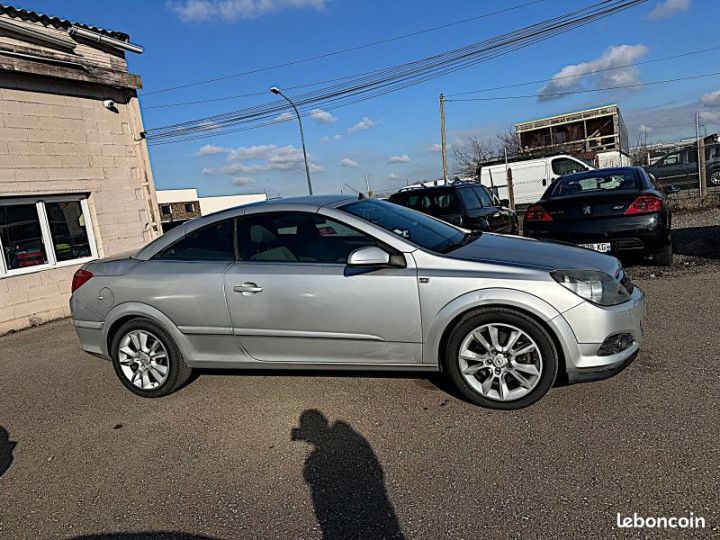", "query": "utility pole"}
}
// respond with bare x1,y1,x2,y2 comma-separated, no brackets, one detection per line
696,113,706,197
364,173,373,198
440,93,448,183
